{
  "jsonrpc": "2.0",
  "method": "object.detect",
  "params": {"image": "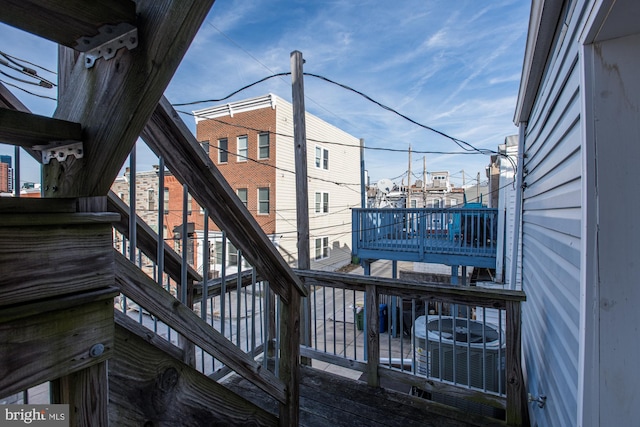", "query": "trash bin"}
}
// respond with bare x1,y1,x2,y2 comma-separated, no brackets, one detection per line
379,304,388,333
